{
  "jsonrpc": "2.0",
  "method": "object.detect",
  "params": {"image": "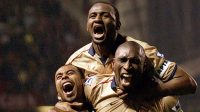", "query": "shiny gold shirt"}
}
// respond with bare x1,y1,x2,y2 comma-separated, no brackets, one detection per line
84,75,182,112
66,35,177,81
